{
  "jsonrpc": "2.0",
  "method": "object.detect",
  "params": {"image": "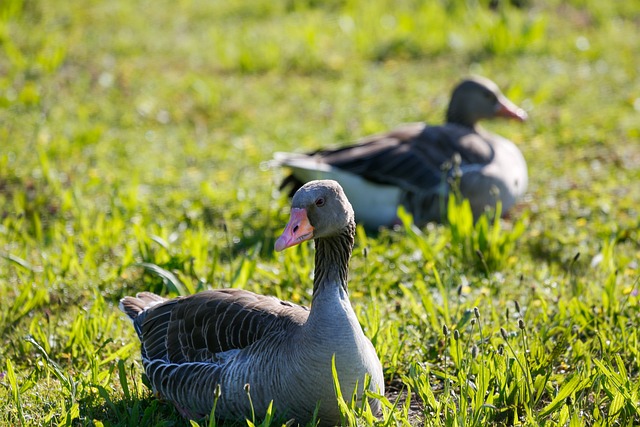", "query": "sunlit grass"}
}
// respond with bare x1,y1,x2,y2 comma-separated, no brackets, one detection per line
1,0,639,425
